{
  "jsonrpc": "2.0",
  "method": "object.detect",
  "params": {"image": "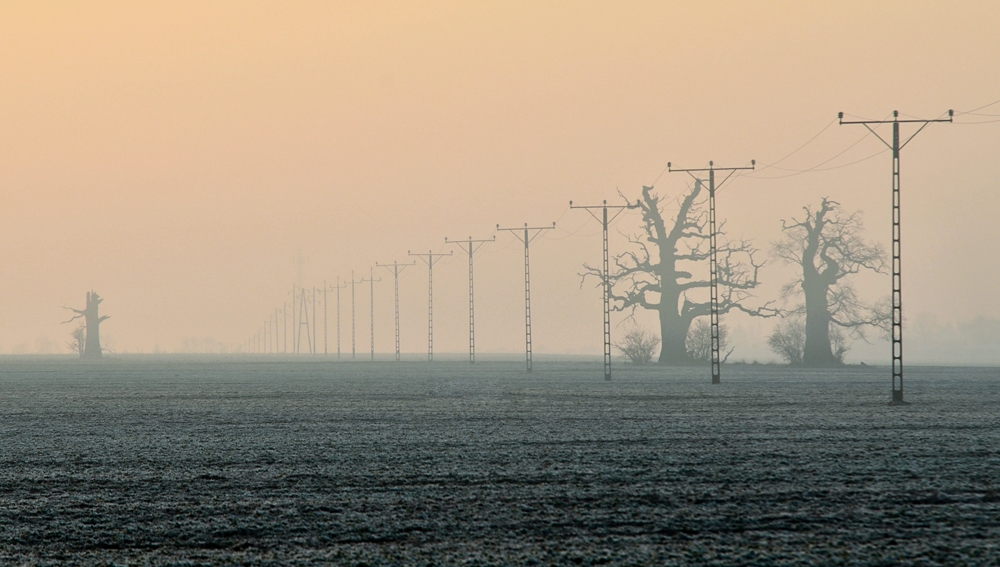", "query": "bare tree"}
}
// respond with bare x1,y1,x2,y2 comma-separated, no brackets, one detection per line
63,291,110,360
67,325,86,358
686,318,733,363
613,327,660,364
585,184,775,364
771,198,886,366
